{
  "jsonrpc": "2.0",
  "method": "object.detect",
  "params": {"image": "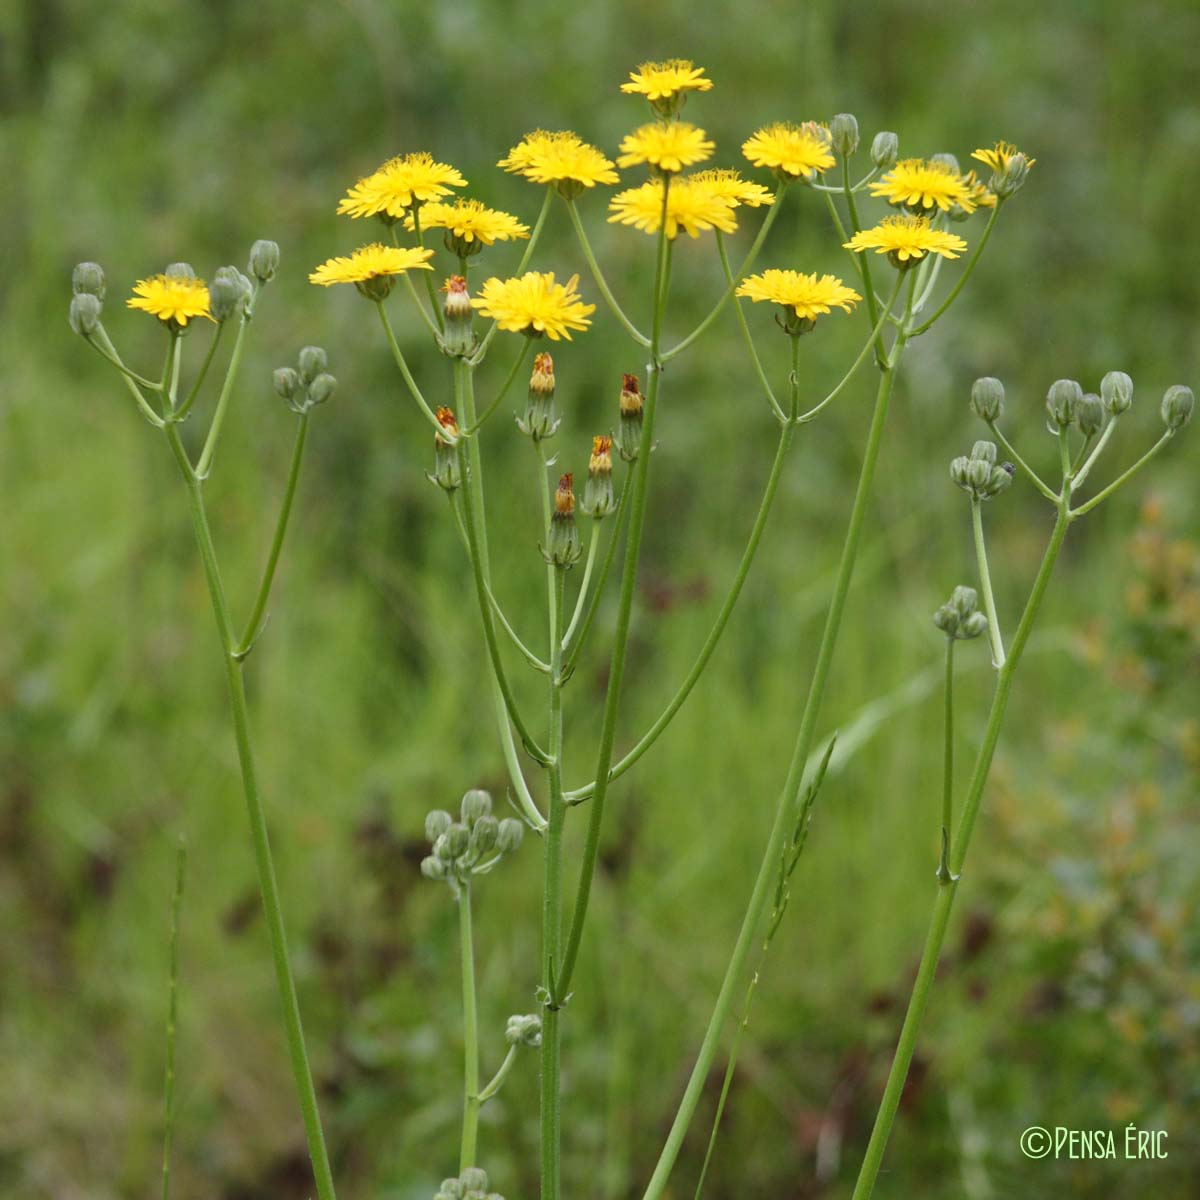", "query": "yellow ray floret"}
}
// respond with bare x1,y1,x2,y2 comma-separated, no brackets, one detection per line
843,216,968,263
742,122,835,178
607,177,739,239
617,122,714,173
620,59,713,101
309,244,435,286
404,199,530,245
971,140,1036,173
960,169,997,210
127,275,213,326
498,131,619,188
470,271,595,340
869,157,977,214
338,152,467,219
686,168,774,208
736,270,862,320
